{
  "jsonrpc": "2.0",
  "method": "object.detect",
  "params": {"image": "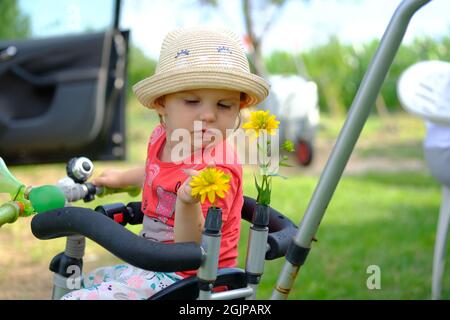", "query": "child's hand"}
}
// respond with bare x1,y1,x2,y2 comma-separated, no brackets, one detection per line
177,163,215,205
91,169,126,189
